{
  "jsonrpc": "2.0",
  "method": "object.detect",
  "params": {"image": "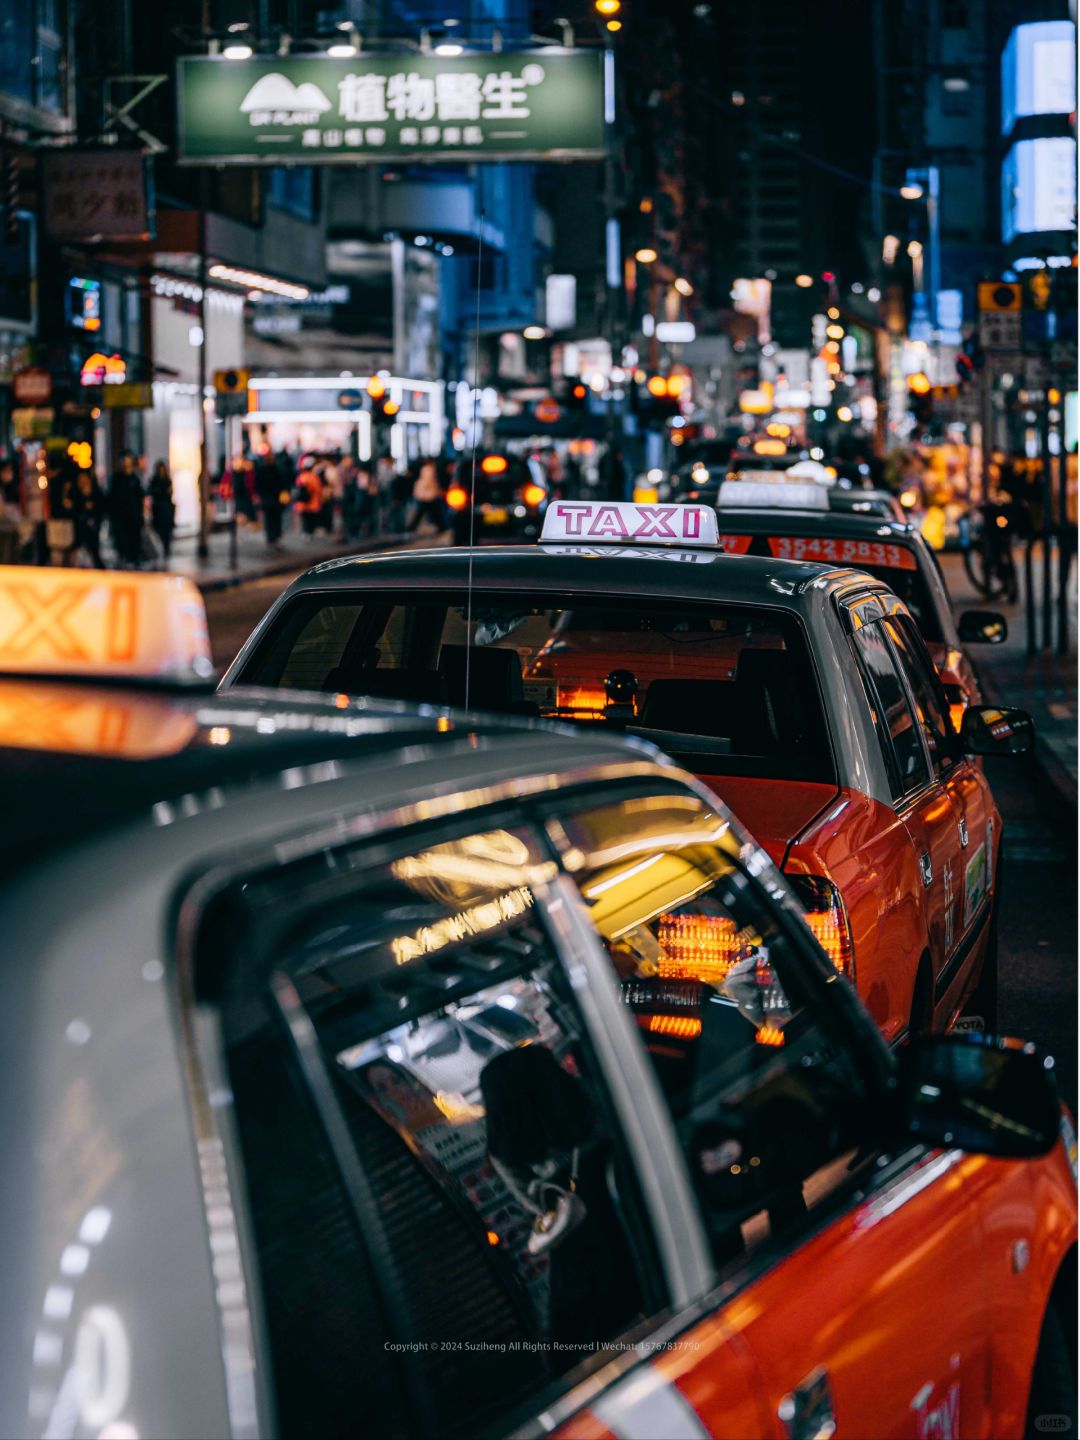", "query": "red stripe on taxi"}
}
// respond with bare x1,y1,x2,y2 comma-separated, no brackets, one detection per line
766,536,918,569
